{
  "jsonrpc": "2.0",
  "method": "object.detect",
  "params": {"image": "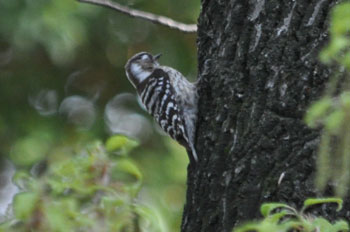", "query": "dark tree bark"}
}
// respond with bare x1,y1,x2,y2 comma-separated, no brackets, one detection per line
182,0,348,231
